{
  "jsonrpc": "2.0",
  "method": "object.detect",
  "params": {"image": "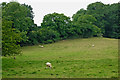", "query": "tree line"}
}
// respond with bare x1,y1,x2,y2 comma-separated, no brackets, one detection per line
1,1,120,56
